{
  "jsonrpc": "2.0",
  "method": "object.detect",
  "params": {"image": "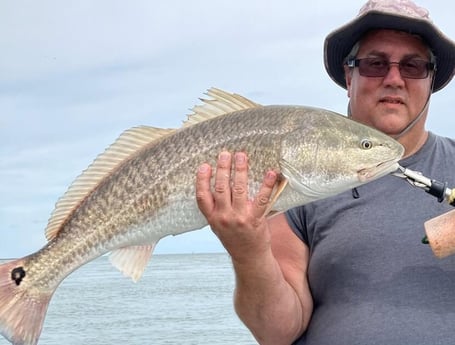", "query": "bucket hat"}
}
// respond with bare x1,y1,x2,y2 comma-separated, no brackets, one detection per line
324,0,455,92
